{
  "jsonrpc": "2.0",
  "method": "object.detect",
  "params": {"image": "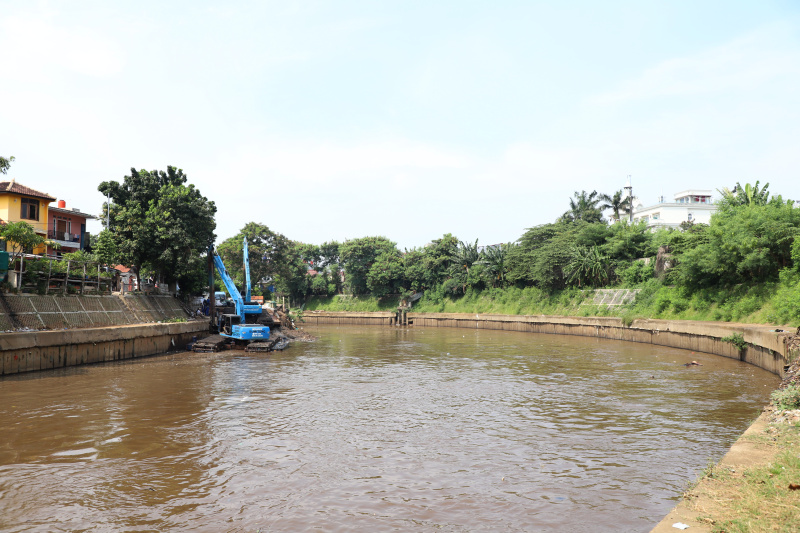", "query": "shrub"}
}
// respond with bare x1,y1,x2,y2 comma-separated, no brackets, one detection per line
721,333,747,352
771,384,800,410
